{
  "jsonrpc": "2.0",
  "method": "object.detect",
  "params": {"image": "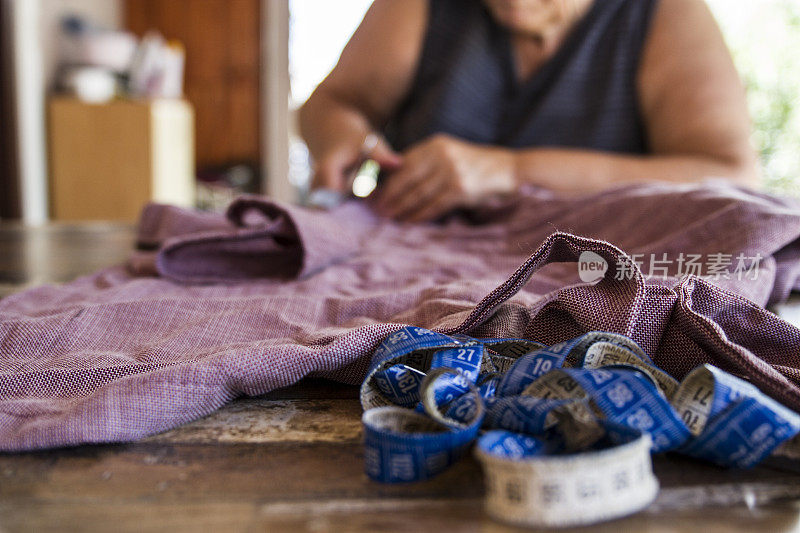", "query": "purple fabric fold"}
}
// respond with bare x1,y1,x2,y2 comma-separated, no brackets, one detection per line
1,181,800,451
132,195,377,283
